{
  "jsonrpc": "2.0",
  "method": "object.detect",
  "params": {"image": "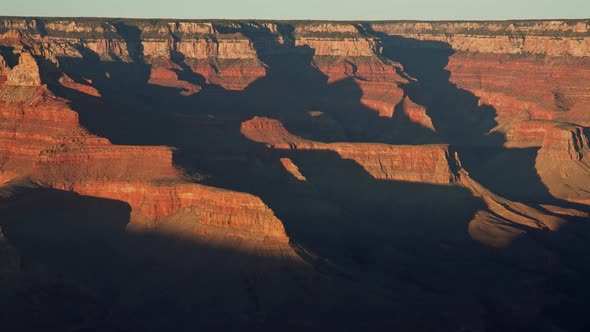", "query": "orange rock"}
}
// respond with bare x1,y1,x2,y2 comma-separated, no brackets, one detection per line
0,171,18,186
5,52,41,86
446,53,590,136
0,86,289,245
372,21,590,56
279,157,307,181
148,67,201,95
400,96,435,131
242,117,457,185
536,124,590,204
2,17,590,252
189,59,266,91
319,143,458,184
63,180,289,243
